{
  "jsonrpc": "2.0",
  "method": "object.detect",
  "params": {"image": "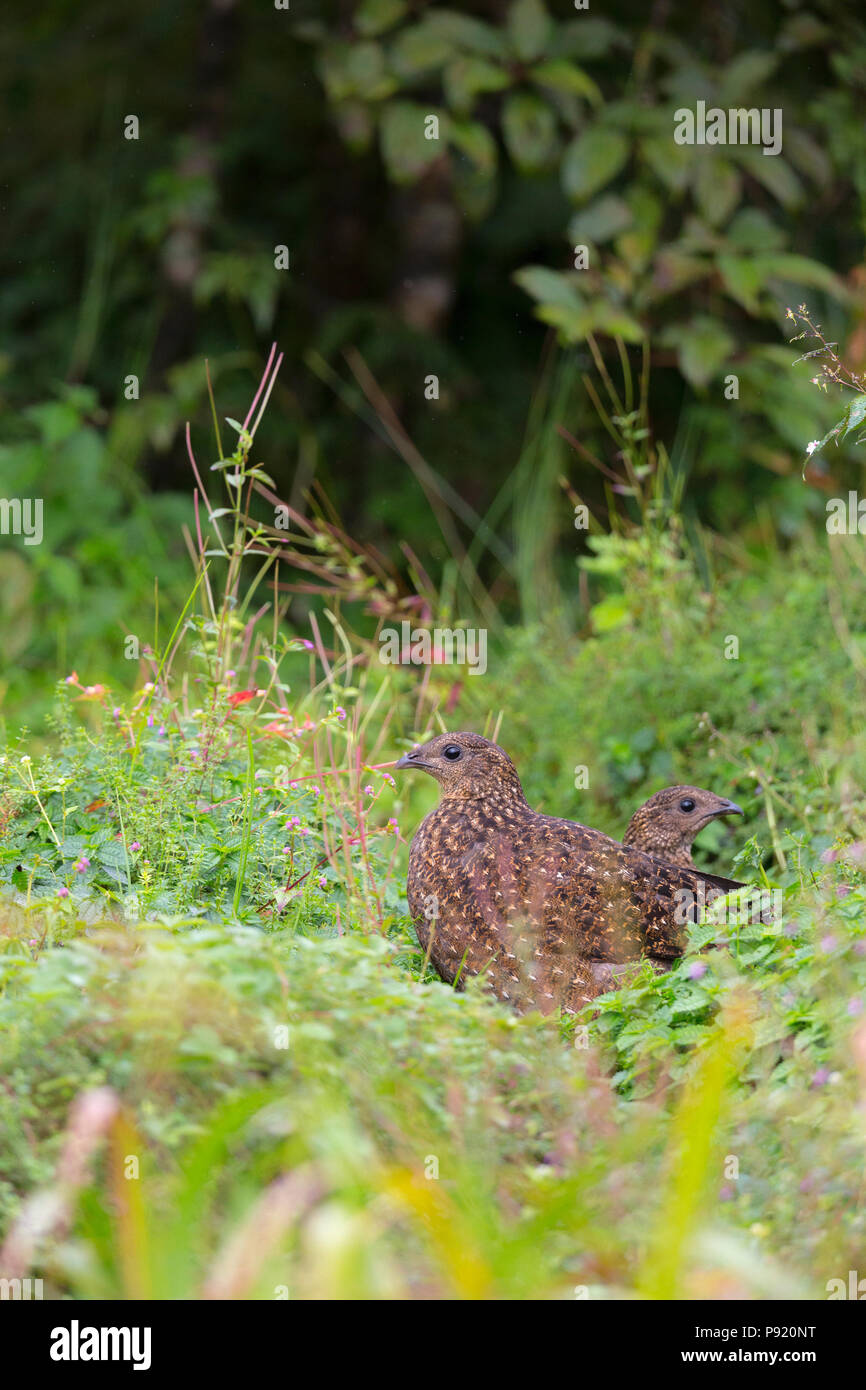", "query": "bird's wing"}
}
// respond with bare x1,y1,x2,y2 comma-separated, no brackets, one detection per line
524,817,744,961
